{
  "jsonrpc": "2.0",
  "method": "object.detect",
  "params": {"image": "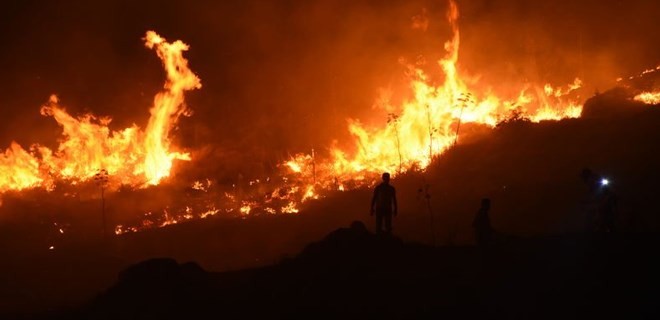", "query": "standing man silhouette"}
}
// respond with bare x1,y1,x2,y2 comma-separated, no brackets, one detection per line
370,172,398,234
473,198,493,247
